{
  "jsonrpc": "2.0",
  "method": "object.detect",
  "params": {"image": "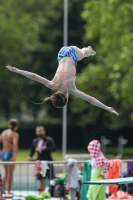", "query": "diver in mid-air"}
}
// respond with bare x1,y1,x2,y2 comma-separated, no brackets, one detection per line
6,45,119,115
